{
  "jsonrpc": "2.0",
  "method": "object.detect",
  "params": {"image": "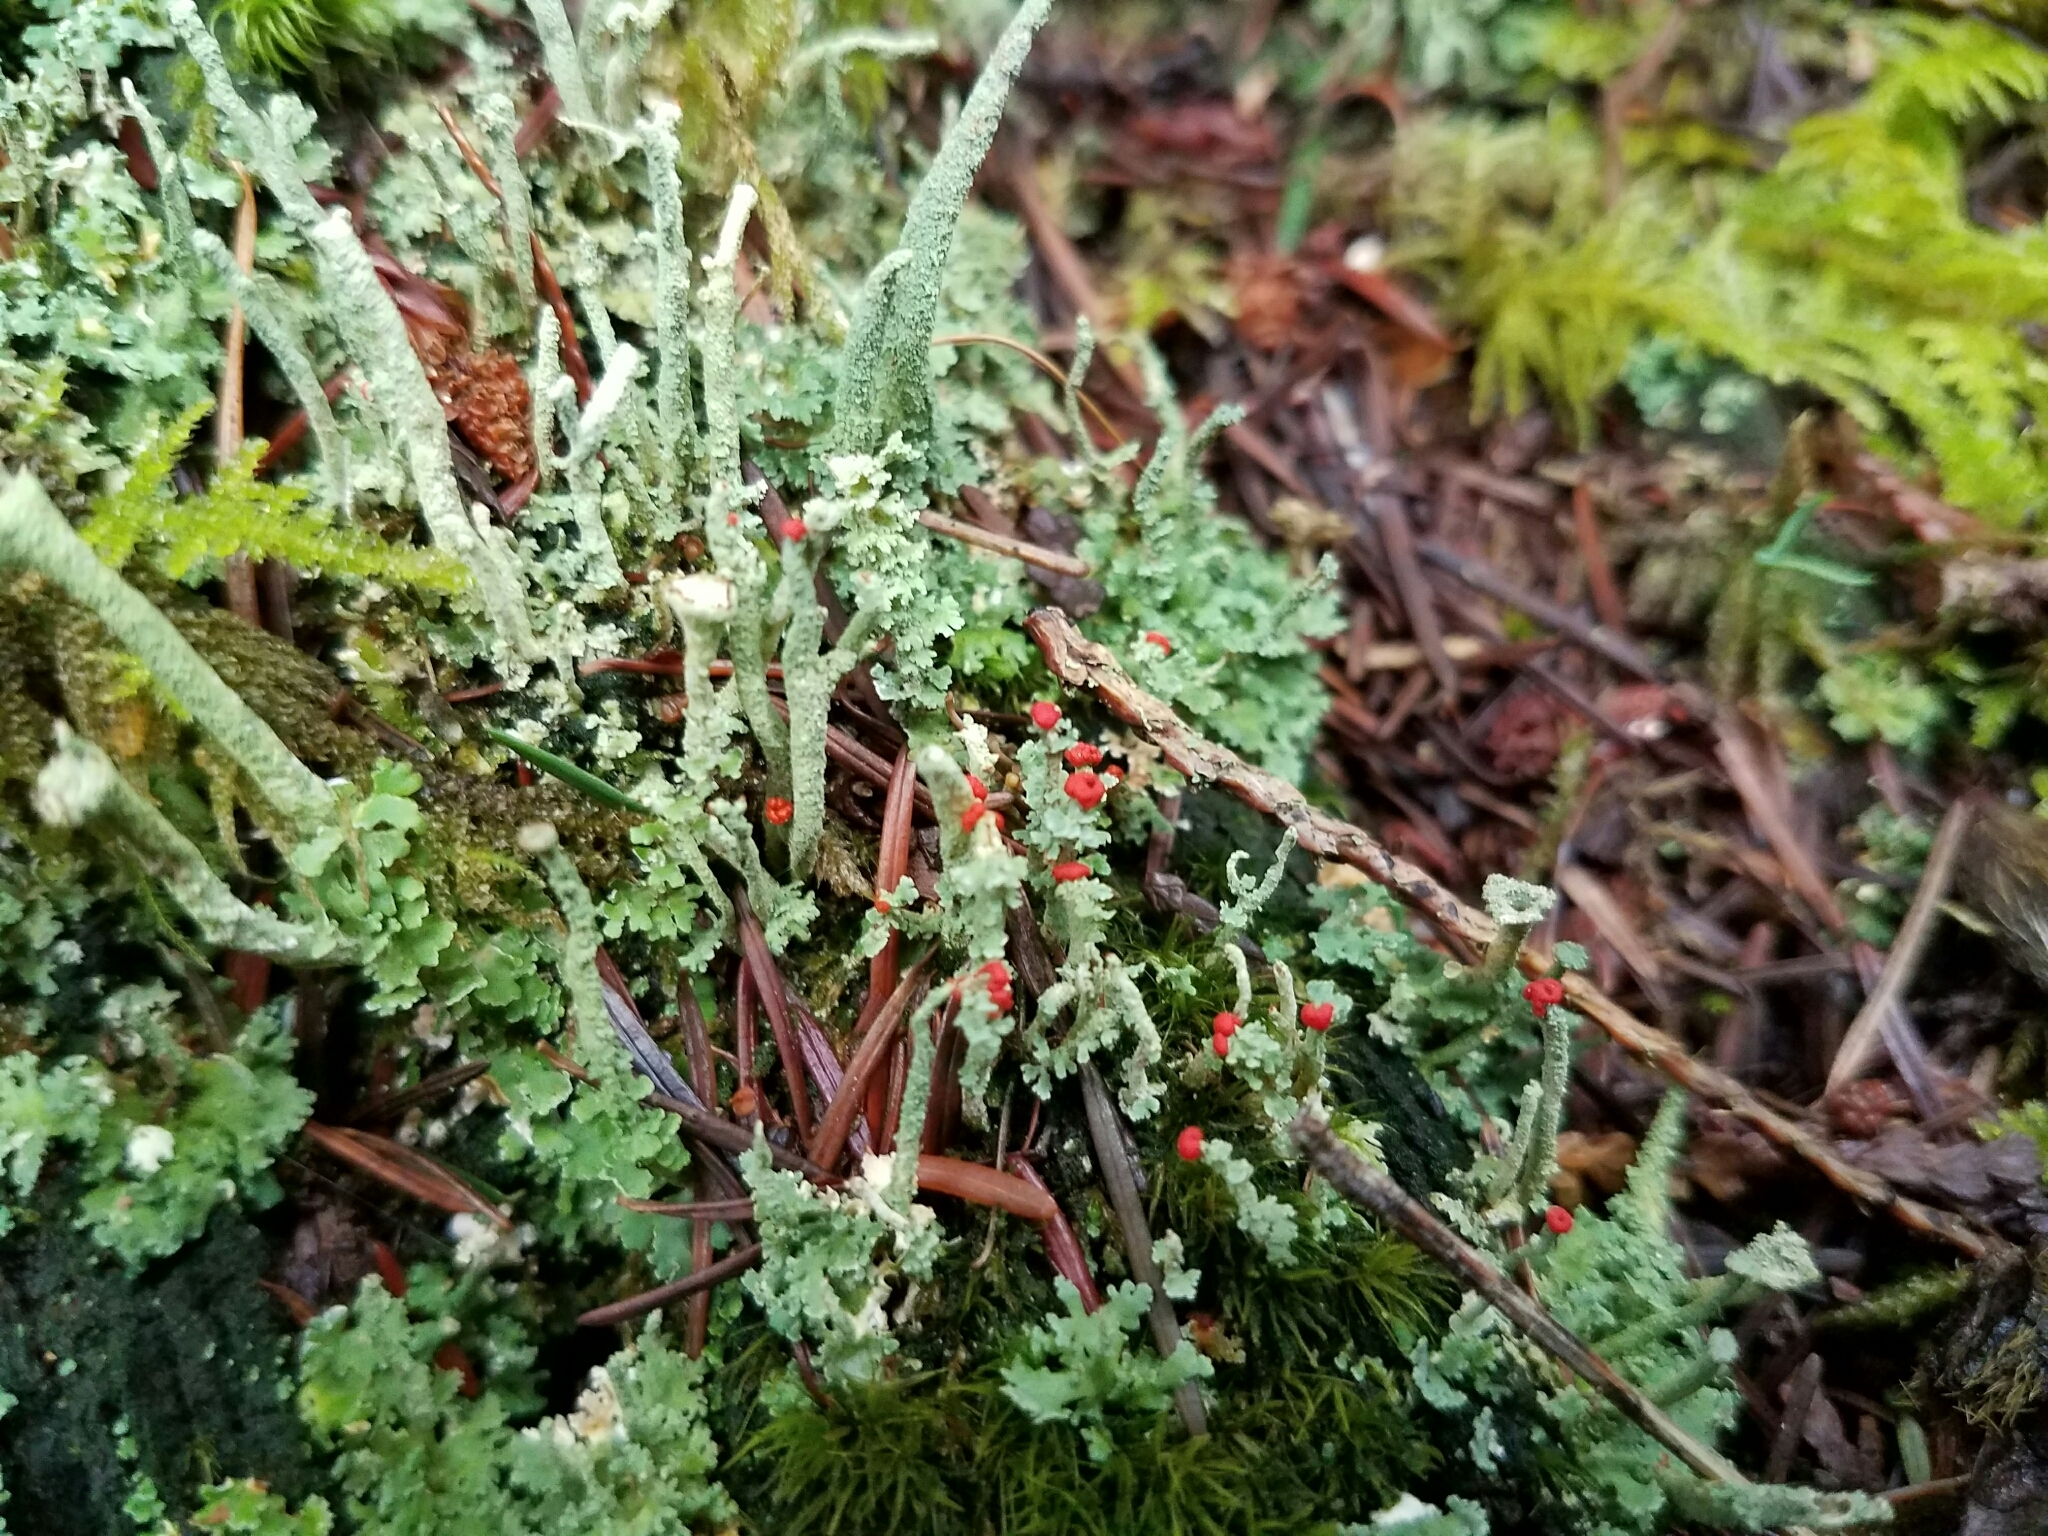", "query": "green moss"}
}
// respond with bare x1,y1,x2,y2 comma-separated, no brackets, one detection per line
0,1205,325,1534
